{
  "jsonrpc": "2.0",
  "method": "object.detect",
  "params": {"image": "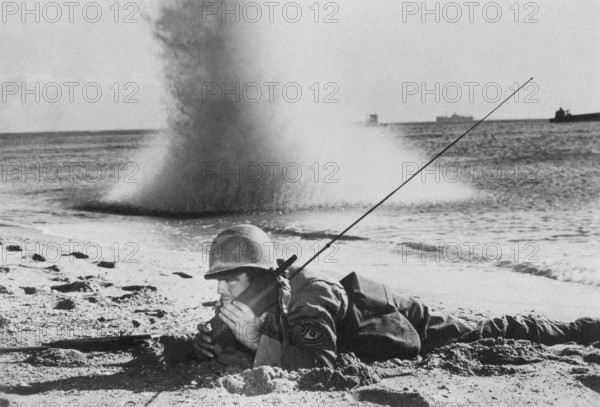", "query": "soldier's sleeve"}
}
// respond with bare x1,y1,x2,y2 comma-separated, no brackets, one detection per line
281,280,347,370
